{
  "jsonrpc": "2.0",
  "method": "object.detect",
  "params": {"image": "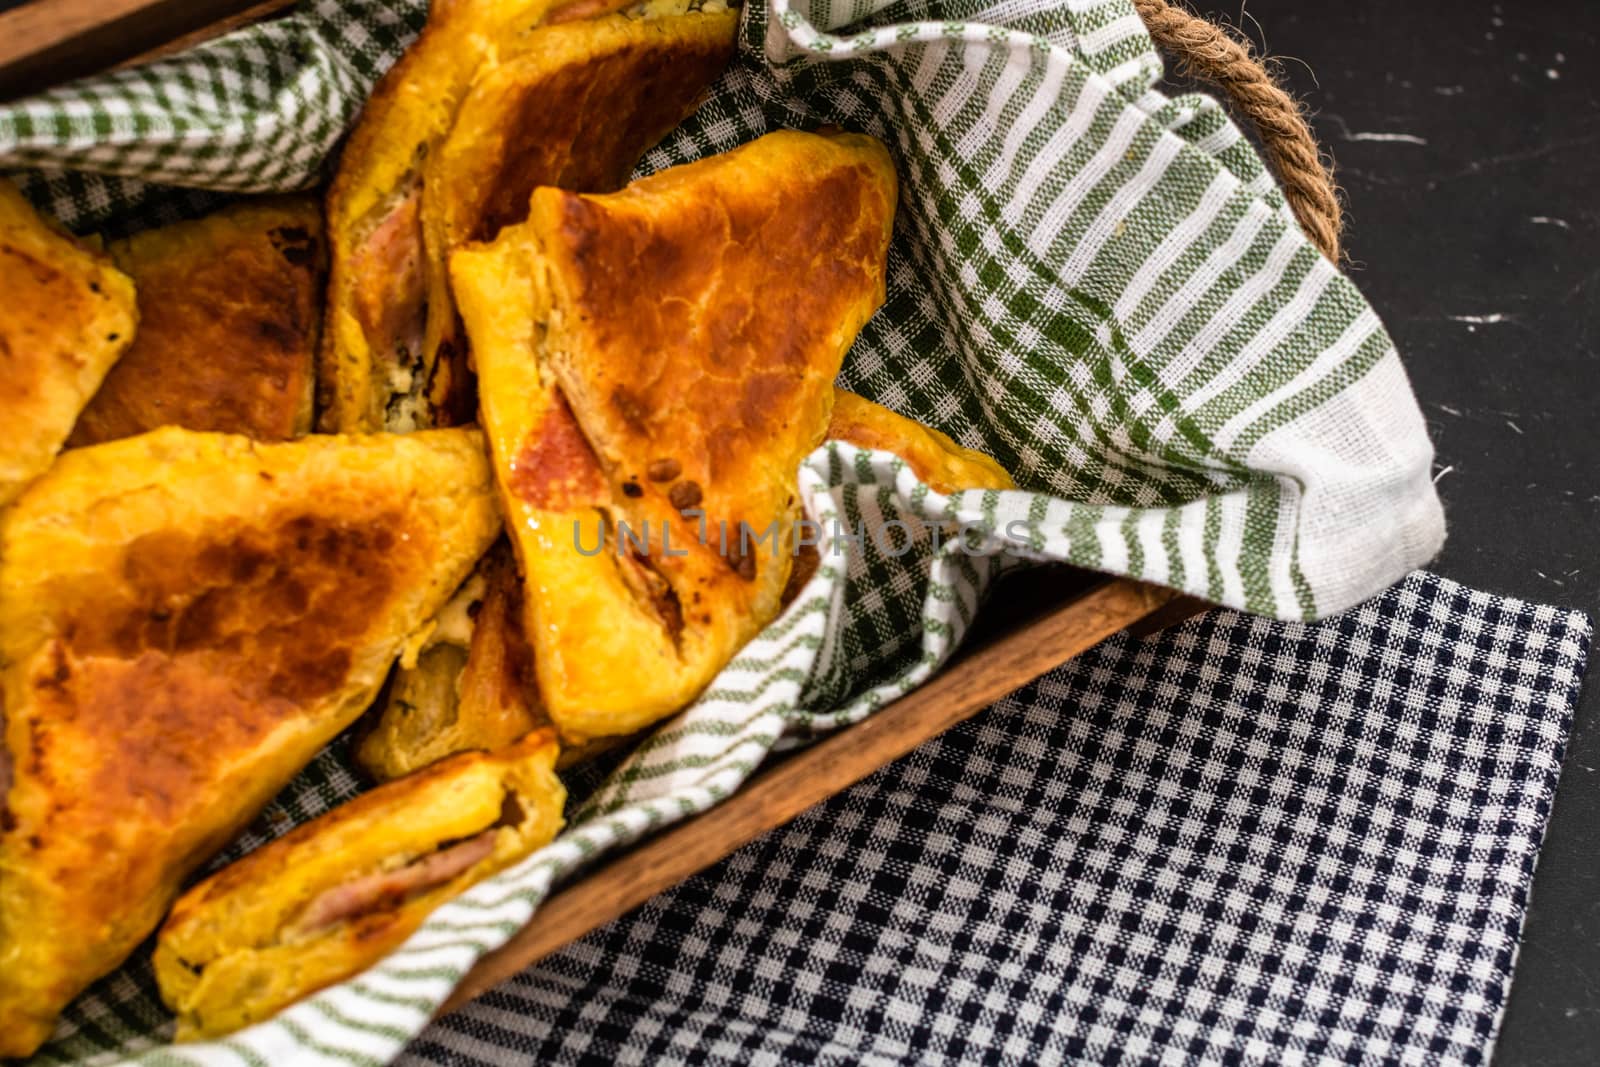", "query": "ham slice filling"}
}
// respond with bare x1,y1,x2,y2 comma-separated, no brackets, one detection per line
292,830,498,934
350,182,429,427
